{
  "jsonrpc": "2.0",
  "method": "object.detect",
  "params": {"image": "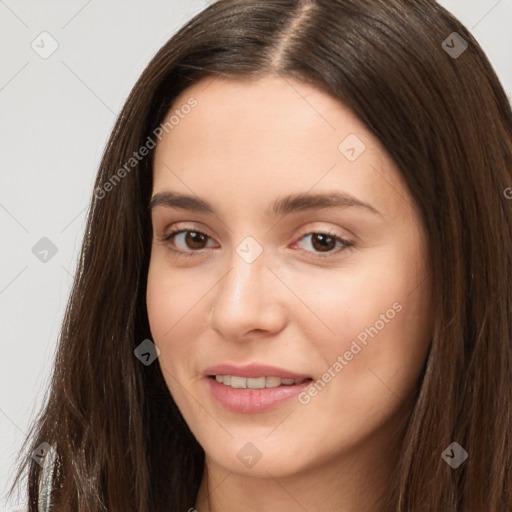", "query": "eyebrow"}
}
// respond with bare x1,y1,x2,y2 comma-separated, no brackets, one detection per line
149,190,382,217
